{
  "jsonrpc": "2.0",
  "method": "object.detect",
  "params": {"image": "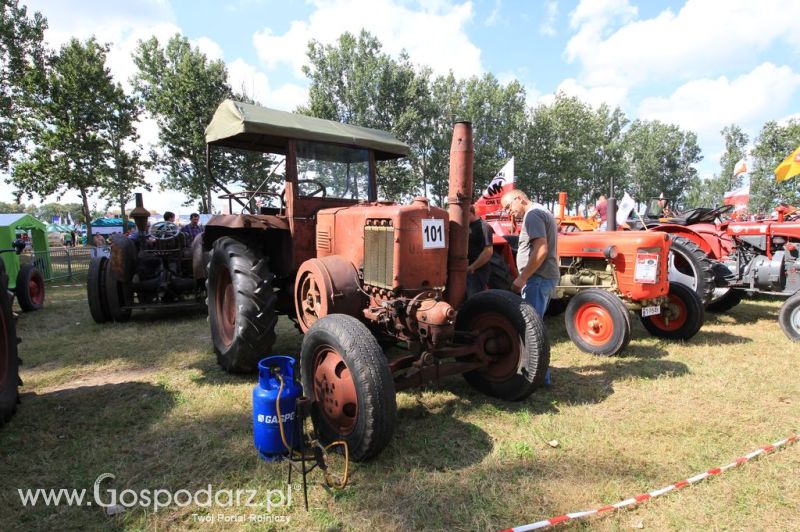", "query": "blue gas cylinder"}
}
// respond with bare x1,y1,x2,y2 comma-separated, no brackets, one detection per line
253,355,302,462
